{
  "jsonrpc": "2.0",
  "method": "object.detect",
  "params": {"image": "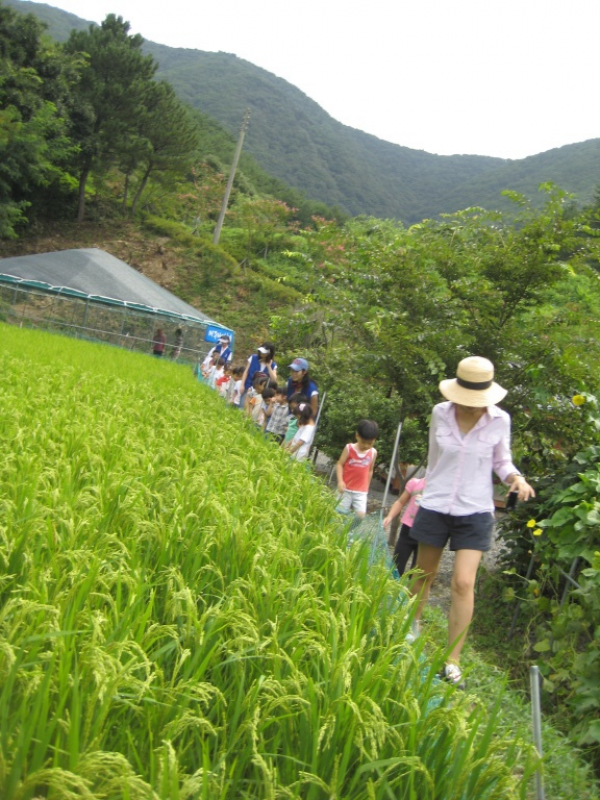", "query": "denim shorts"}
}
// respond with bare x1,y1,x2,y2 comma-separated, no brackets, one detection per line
410,507,494,552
